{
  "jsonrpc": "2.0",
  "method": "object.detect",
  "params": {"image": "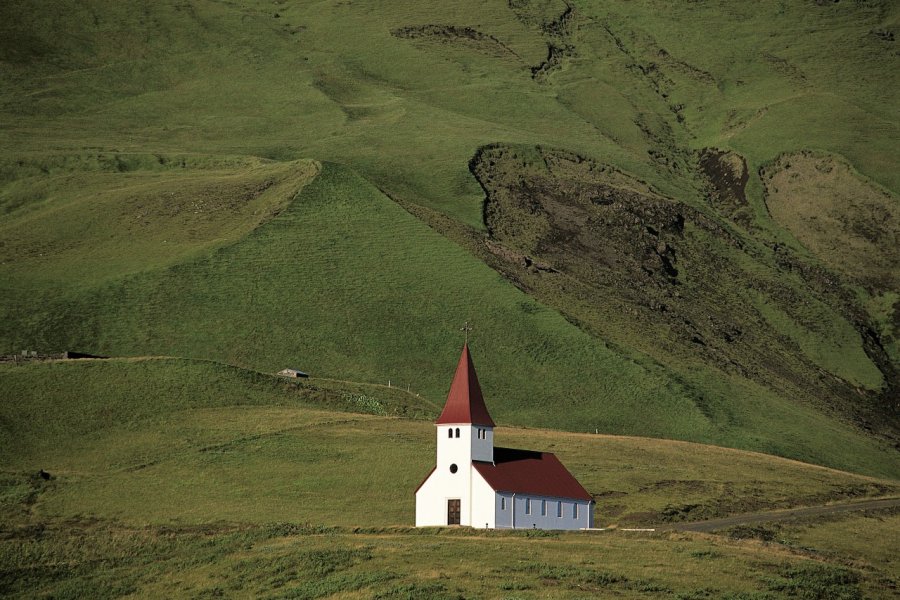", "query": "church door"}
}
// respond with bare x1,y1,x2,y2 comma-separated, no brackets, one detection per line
447,499,461,525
